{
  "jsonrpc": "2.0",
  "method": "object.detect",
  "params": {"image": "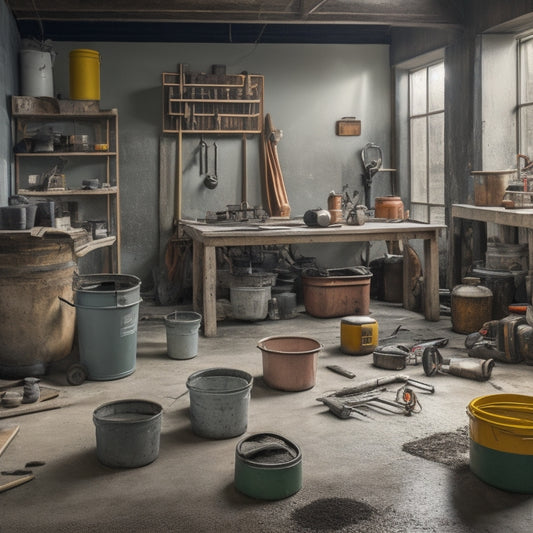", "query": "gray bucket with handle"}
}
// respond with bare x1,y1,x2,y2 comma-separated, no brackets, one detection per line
69,274,142,380
186,368,253,439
